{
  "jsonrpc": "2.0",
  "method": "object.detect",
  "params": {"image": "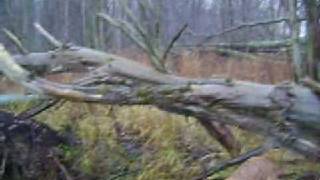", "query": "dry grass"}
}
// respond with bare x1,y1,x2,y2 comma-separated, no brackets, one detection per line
173,50,292,84
117,48,293,84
